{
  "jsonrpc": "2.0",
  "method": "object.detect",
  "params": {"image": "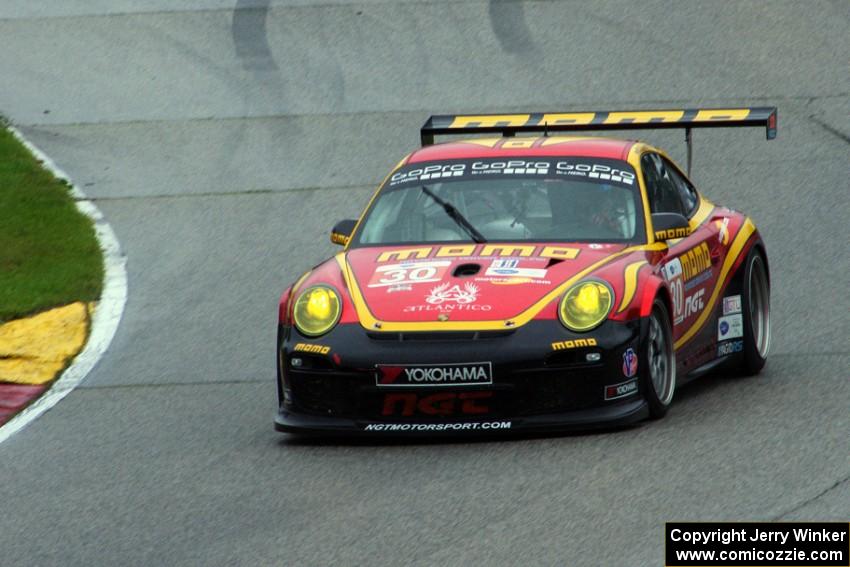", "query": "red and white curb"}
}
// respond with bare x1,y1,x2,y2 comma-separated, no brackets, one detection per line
0,126,128,445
